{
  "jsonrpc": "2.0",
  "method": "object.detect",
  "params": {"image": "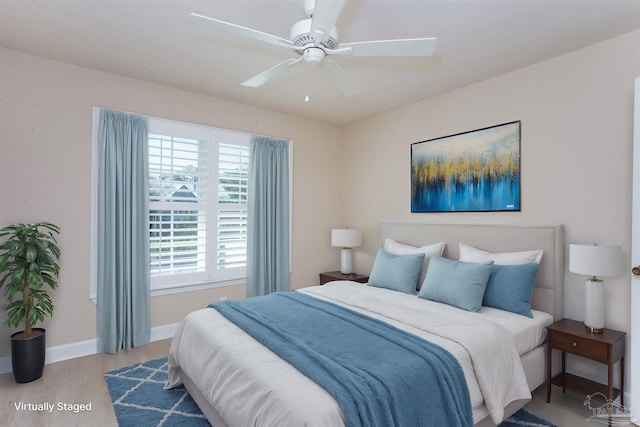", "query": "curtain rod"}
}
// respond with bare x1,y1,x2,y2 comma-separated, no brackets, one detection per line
94,106,149,118
92,106,293,143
